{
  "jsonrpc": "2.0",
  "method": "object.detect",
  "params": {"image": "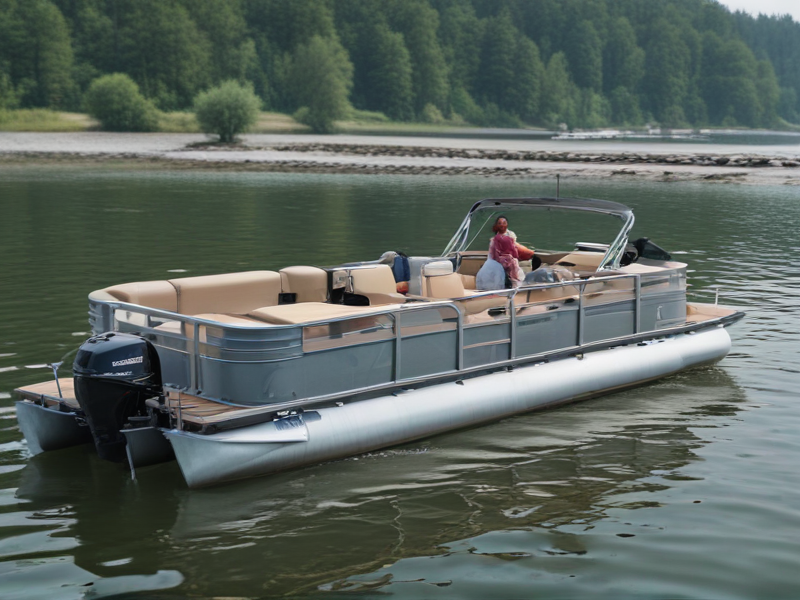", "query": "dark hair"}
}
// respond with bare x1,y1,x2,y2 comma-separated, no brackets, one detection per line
492,215,508,234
